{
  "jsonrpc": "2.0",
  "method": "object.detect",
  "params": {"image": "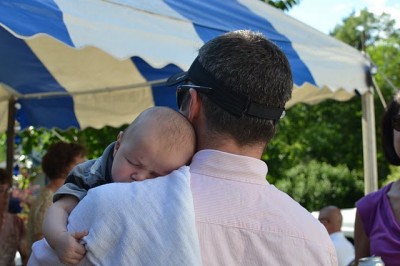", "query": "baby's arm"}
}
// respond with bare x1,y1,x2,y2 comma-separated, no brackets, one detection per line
43,195,88,265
